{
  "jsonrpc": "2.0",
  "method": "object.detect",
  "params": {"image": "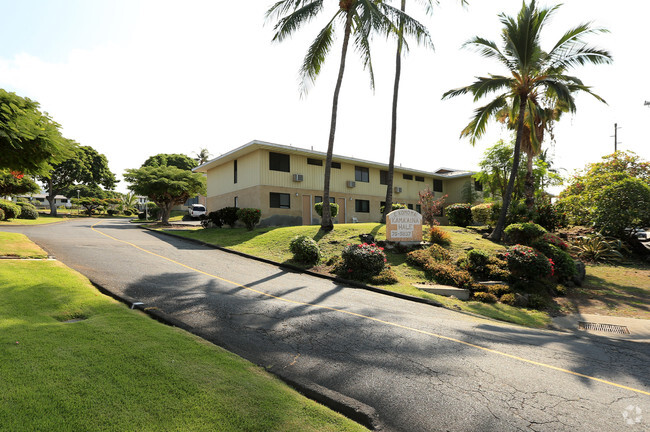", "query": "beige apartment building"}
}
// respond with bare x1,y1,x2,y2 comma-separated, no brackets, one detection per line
194,140,481,226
